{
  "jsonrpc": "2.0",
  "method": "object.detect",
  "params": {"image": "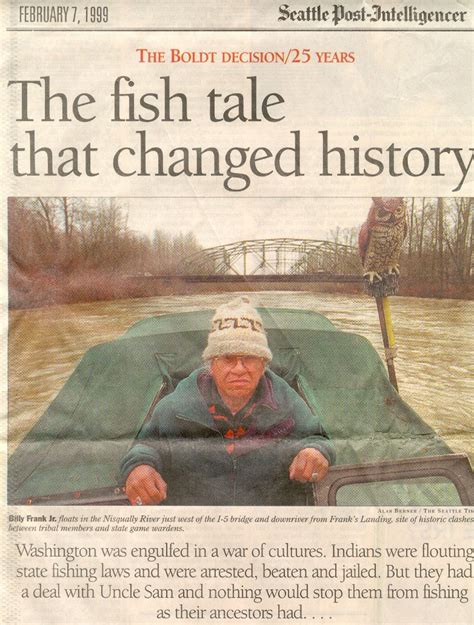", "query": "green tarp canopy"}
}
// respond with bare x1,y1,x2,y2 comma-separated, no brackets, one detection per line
9,308,455,504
